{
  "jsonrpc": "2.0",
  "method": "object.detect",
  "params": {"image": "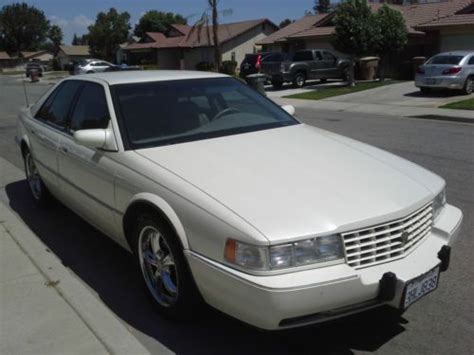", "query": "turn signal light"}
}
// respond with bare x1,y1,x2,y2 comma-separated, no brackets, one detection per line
442,67,462,75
